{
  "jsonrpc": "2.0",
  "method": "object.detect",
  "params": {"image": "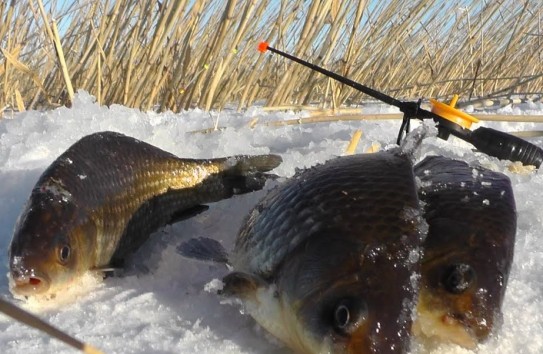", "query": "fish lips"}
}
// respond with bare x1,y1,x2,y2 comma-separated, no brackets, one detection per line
414,286,501,348
9,265,52,296
445,309,496,341
9,236,55,296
